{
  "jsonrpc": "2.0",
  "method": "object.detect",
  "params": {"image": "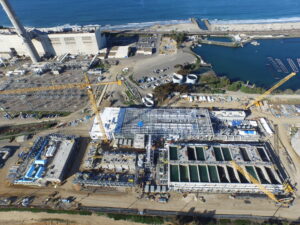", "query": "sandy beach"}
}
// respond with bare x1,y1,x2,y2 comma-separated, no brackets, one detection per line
147,22,201,32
